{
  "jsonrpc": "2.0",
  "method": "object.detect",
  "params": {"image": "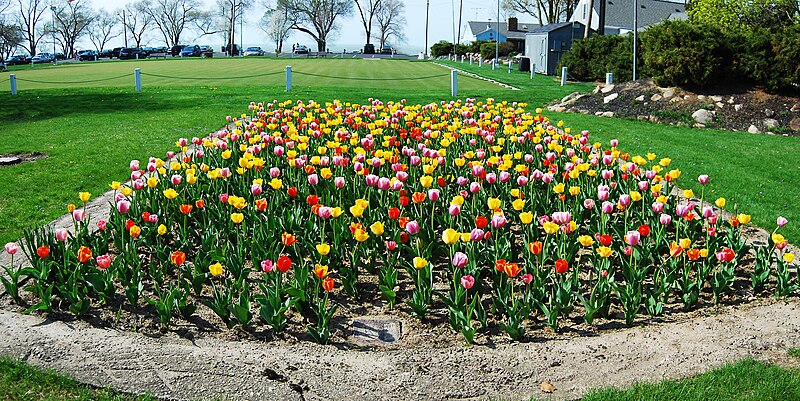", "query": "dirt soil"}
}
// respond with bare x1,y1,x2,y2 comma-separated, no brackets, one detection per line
551,79,800,135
